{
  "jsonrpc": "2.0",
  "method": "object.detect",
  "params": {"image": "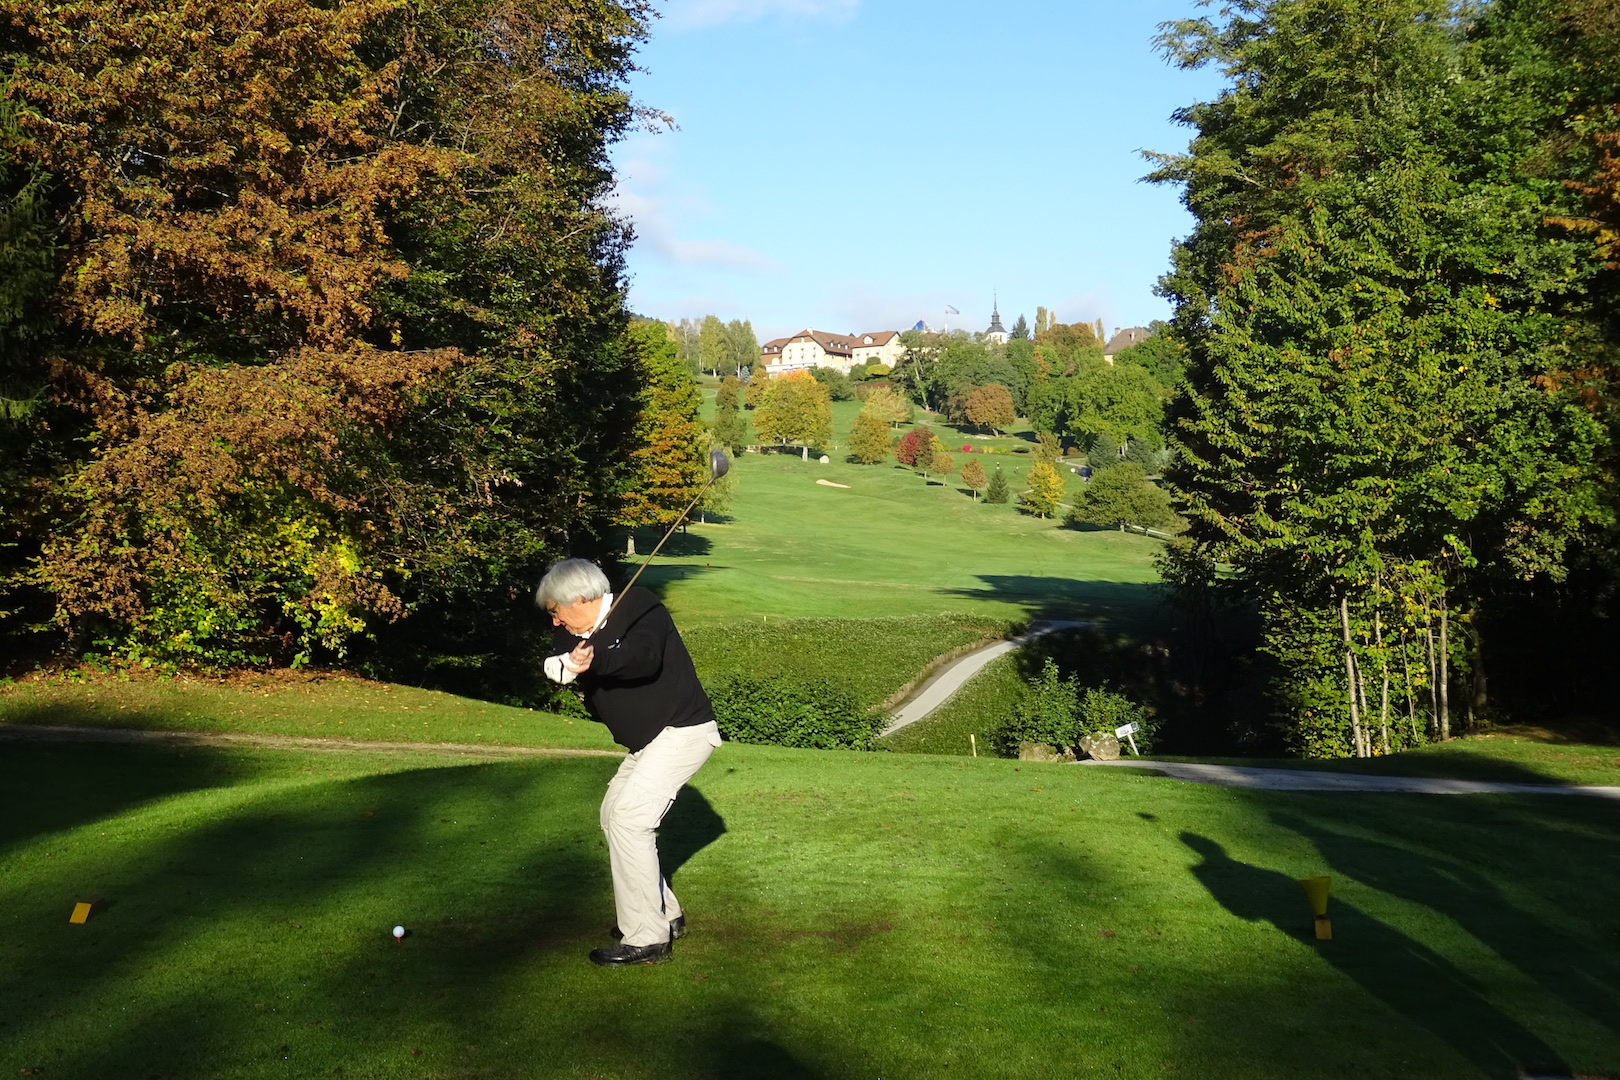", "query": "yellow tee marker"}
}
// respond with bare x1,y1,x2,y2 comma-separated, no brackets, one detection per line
1299,876,1332,939
68,897,102,925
